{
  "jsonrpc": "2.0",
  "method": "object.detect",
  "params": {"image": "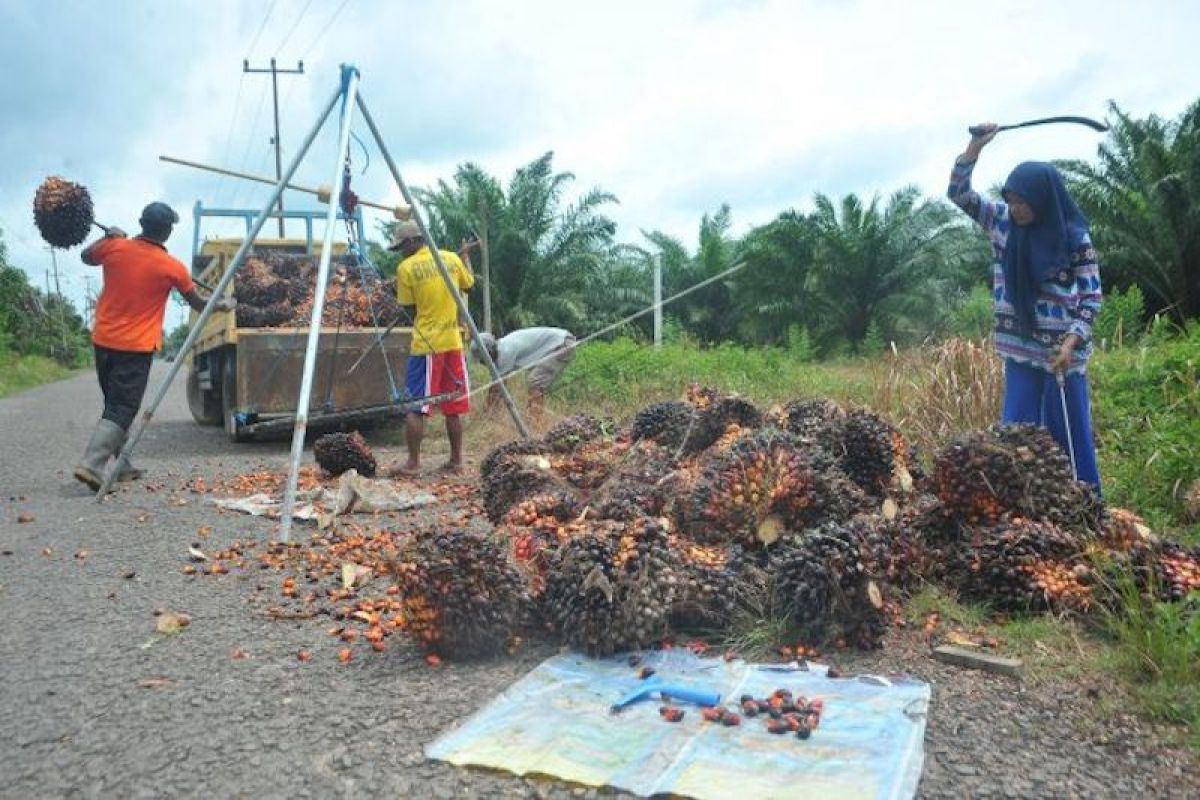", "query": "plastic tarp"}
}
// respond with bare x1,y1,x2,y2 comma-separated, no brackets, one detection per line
427,650,930,800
